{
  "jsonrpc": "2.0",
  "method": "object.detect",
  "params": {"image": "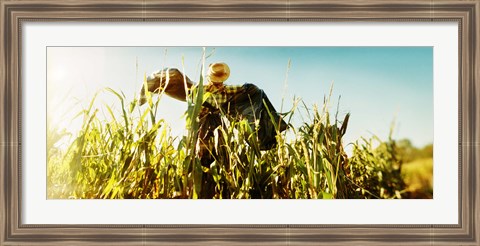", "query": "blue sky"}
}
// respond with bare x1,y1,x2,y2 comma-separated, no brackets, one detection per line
47,46,433,149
